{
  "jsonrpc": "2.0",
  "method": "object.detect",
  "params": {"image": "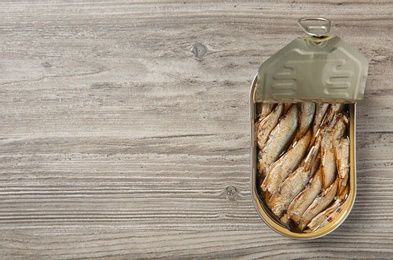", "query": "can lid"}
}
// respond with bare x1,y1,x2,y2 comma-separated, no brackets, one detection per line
254,18,368,103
